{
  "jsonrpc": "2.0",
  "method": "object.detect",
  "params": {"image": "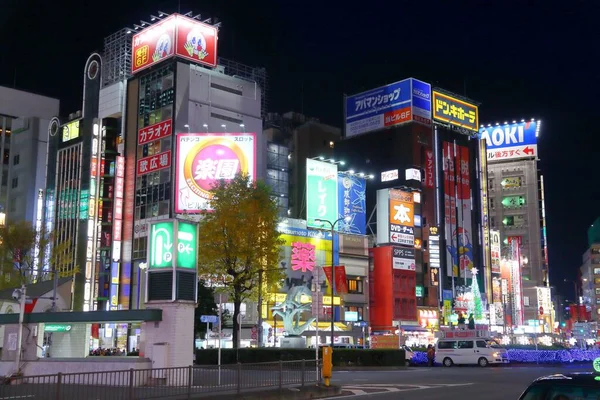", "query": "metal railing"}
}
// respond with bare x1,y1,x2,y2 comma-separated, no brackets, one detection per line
0,359,321,399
